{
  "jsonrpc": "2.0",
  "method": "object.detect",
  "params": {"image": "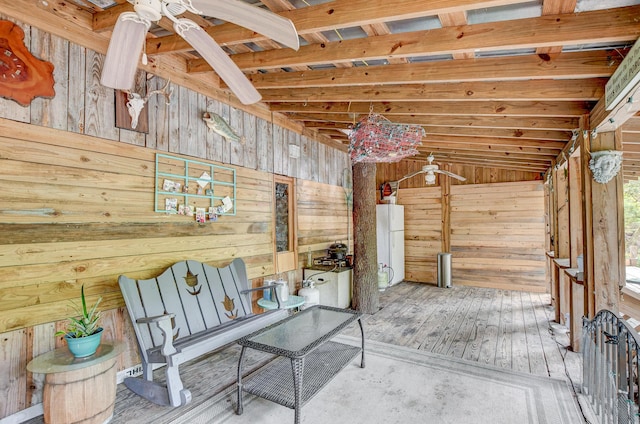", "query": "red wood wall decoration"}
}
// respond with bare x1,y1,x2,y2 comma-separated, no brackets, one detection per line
0,20,55,106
